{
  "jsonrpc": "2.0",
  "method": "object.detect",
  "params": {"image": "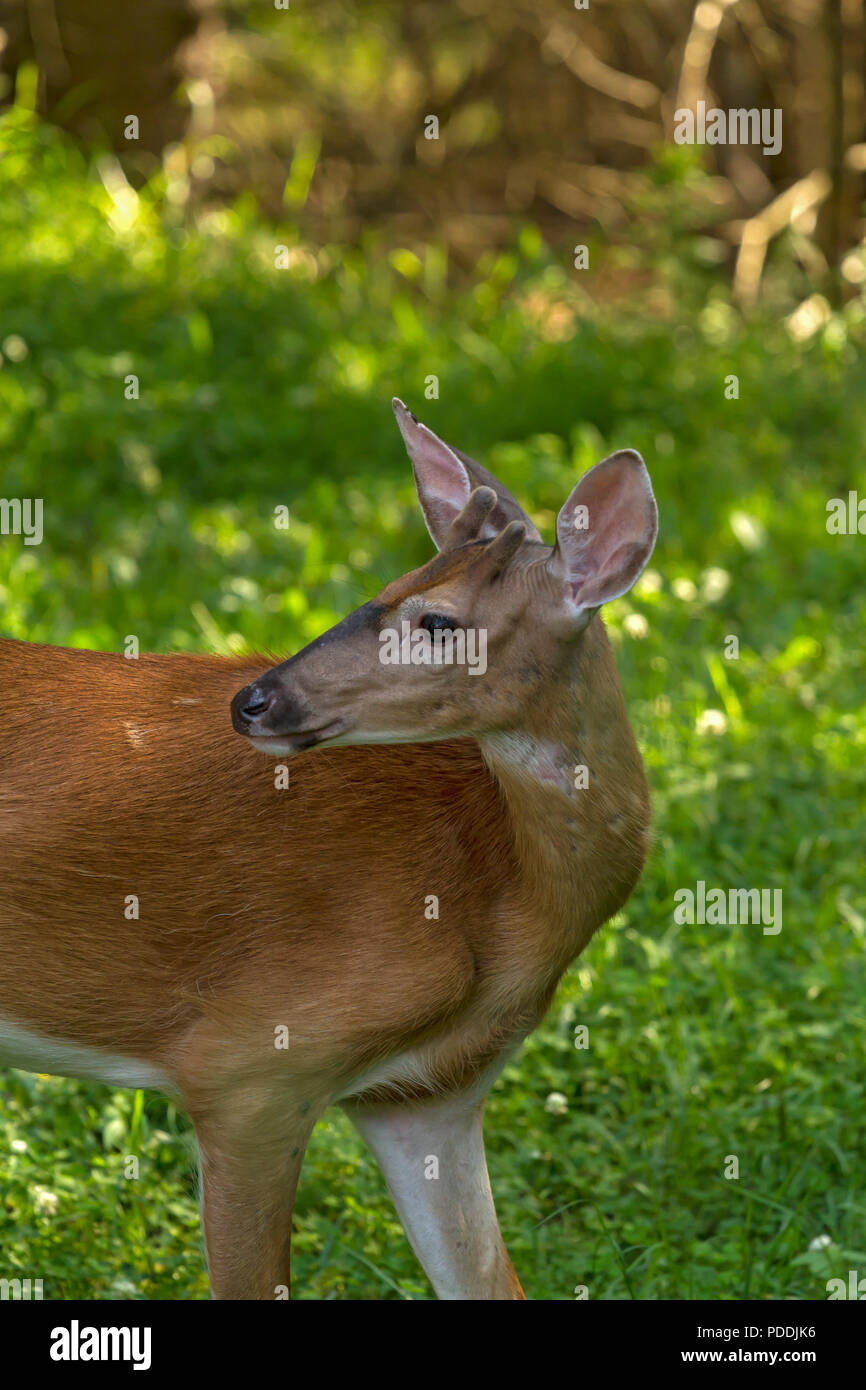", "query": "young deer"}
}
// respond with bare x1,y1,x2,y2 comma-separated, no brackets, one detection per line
0,400,657,1300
